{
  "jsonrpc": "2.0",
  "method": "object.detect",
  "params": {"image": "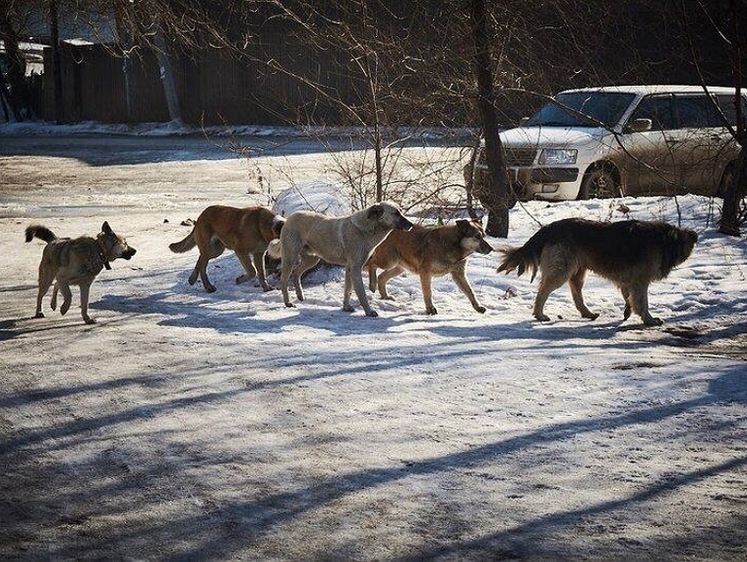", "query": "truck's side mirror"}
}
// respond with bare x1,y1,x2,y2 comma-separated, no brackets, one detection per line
628,118,652,133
